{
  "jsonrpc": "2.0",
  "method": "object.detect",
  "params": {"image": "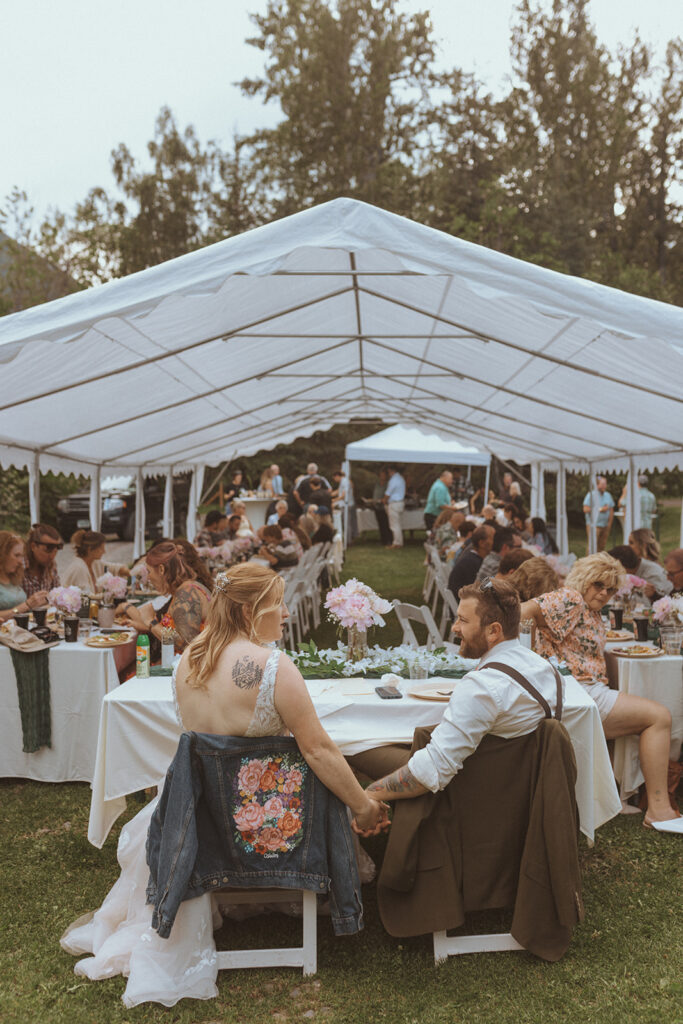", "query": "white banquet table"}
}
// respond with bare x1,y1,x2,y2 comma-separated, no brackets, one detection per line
605,641,683,798
87,674,620,847
0,640,128,783
356,506,426,534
